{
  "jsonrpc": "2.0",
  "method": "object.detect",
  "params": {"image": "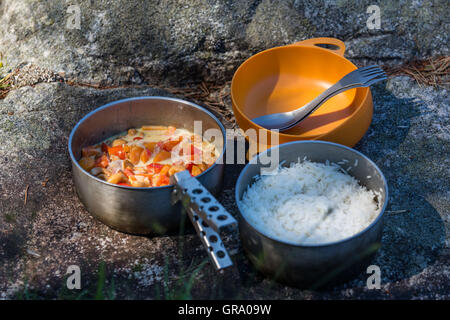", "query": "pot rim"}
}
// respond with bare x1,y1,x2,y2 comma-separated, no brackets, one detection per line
68,96,227,190
235,140,389,248
230,43,372,140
